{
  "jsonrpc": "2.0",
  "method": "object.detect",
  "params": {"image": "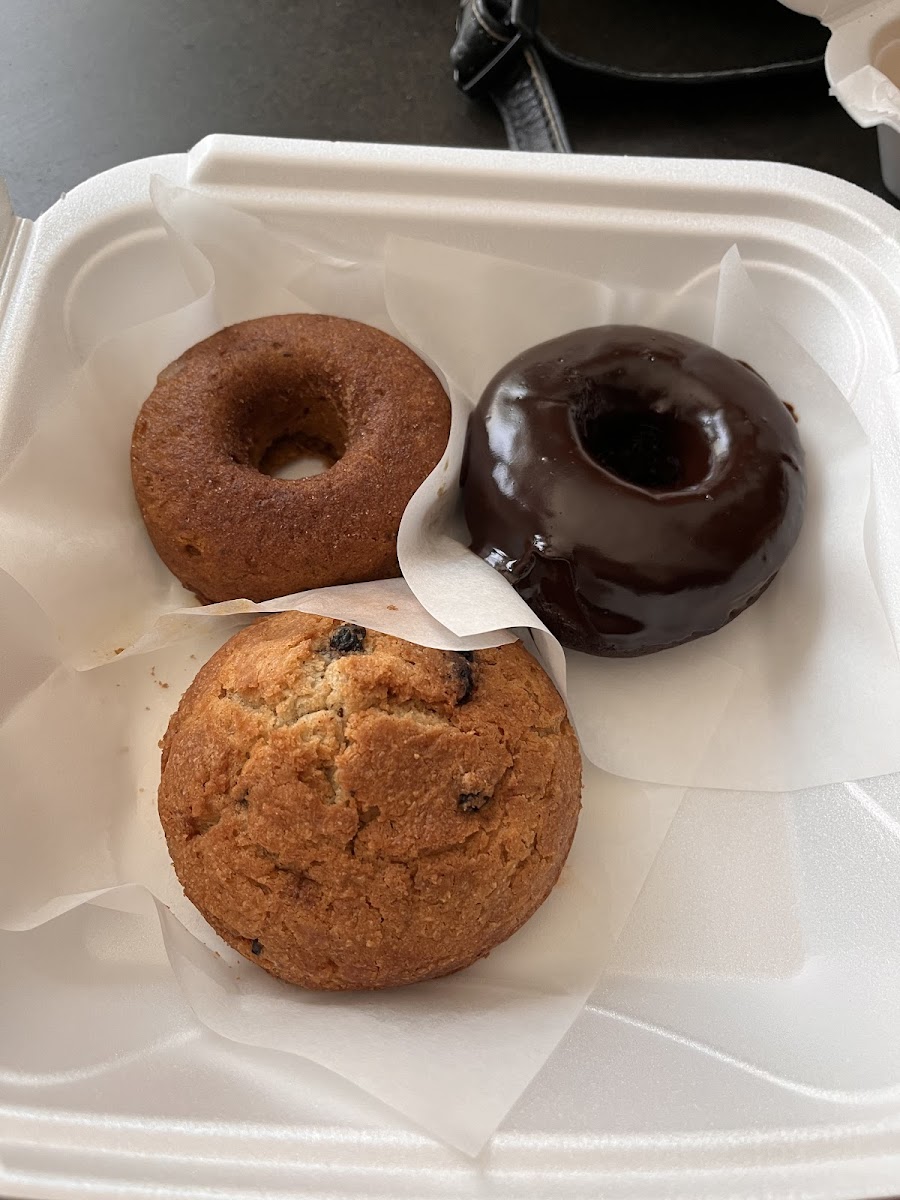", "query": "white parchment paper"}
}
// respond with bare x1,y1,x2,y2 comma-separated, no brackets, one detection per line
385,237,900,791
2,177,899,1147
0,568,680,1154
0,182,680,1153
4,182,896,791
